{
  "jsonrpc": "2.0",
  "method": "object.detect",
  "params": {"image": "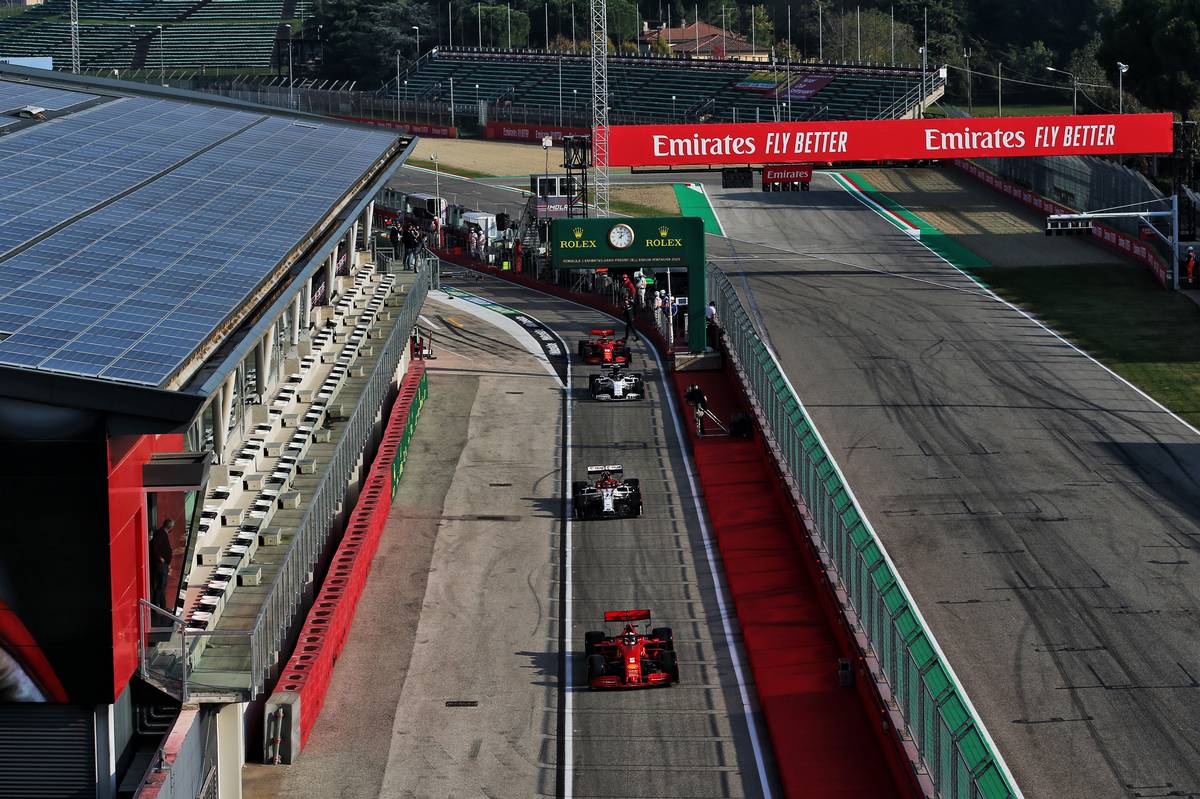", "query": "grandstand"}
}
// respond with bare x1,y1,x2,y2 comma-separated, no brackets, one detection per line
0,0,311,71
398,48,939,123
